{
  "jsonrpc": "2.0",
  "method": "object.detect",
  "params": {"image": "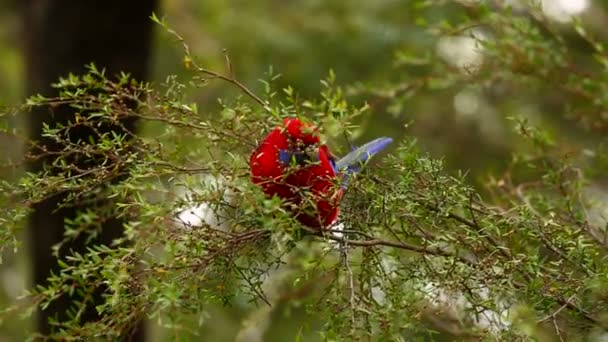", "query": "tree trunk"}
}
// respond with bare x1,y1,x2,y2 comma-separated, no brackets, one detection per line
21,1,158,338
